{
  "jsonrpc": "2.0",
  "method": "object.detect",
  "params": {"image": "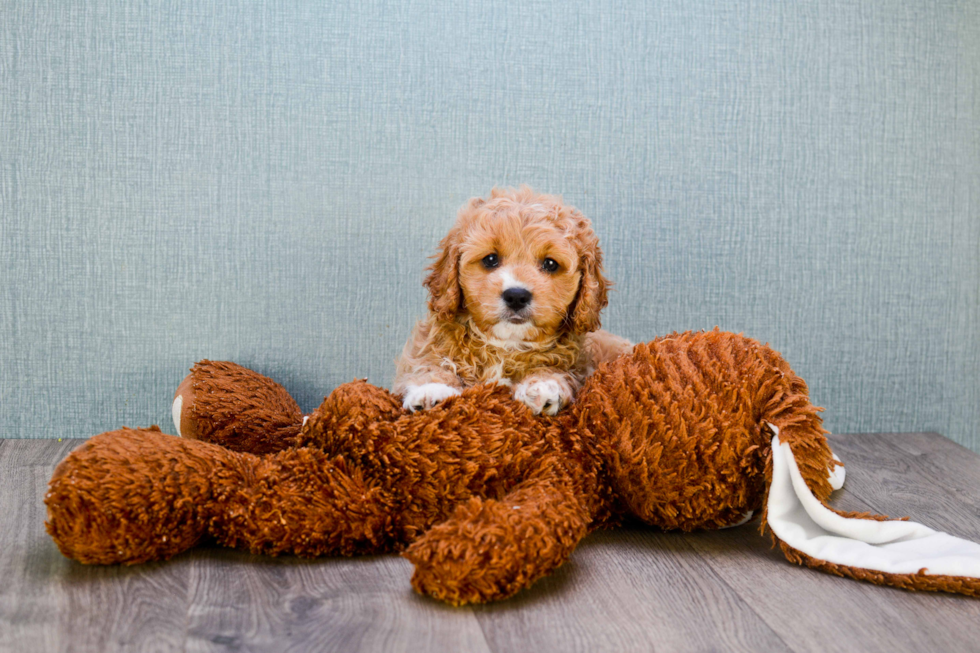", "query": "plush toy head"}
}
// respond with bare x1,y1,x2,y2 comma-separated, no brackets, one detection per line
46,330,980,604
